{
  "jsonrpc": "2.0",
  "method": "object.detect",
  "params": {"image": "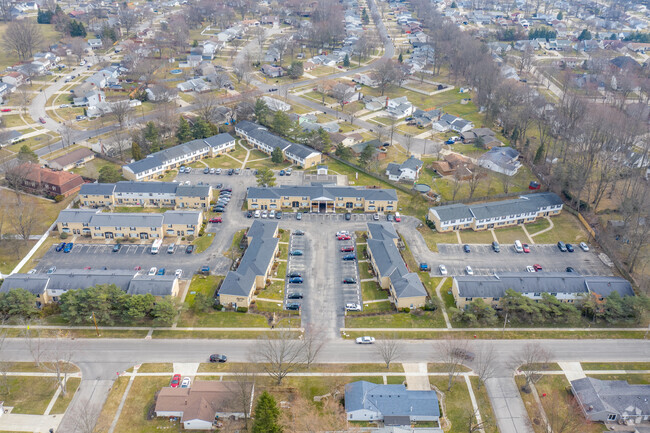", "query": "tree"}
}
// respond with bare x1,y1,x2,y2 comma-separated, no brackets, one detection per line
256,167,277,187
287,61,303,79
578,29,592,41
473,345,497,389
269,147,283,165
510,343,552,391
280,394,347,433
372,59,401,96
3,19,44,61
41,340,75,396
252,391,282,433
358,143,374,168
175,117,192,144
467,166,484,199
439,337,470,391
254,99,270,125
151,299,176,326
398,52,403,63
68,20,86,37
0,289,38,318
343,54,350,67
533,144,545,165
98,165,122,183
499,172,512,194
143,121,161,153
110,100,133,130
10,199,39,244
131,141,143,160
17,145,38,163
120,7,139,37
375,336,400,369
272,111,292,137
544,393,592,433
301,325,326,370
255,327,304,385
191,118,211,140
191,293,212,314
556,11,563,20
226,364,257,430
233,59,252,84
38,8,55,24
195,92,222,124
335,143,352,160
